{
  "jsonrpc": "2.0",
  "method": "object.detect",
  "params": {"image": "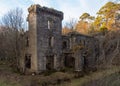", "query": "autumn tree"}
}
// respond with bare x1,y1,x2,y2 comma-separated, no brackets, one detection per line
62,18,77,35
76,13,95,34
80,13,90,21
95,2,120,30
114,11,120,29
62,26,72,35
65,18,77,30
